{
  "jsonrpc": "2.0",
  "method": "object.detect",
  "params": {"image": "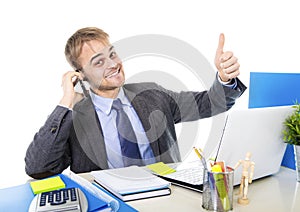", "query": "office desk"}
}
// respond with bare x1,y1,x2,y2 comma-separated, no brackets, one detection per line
81,167,300,212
